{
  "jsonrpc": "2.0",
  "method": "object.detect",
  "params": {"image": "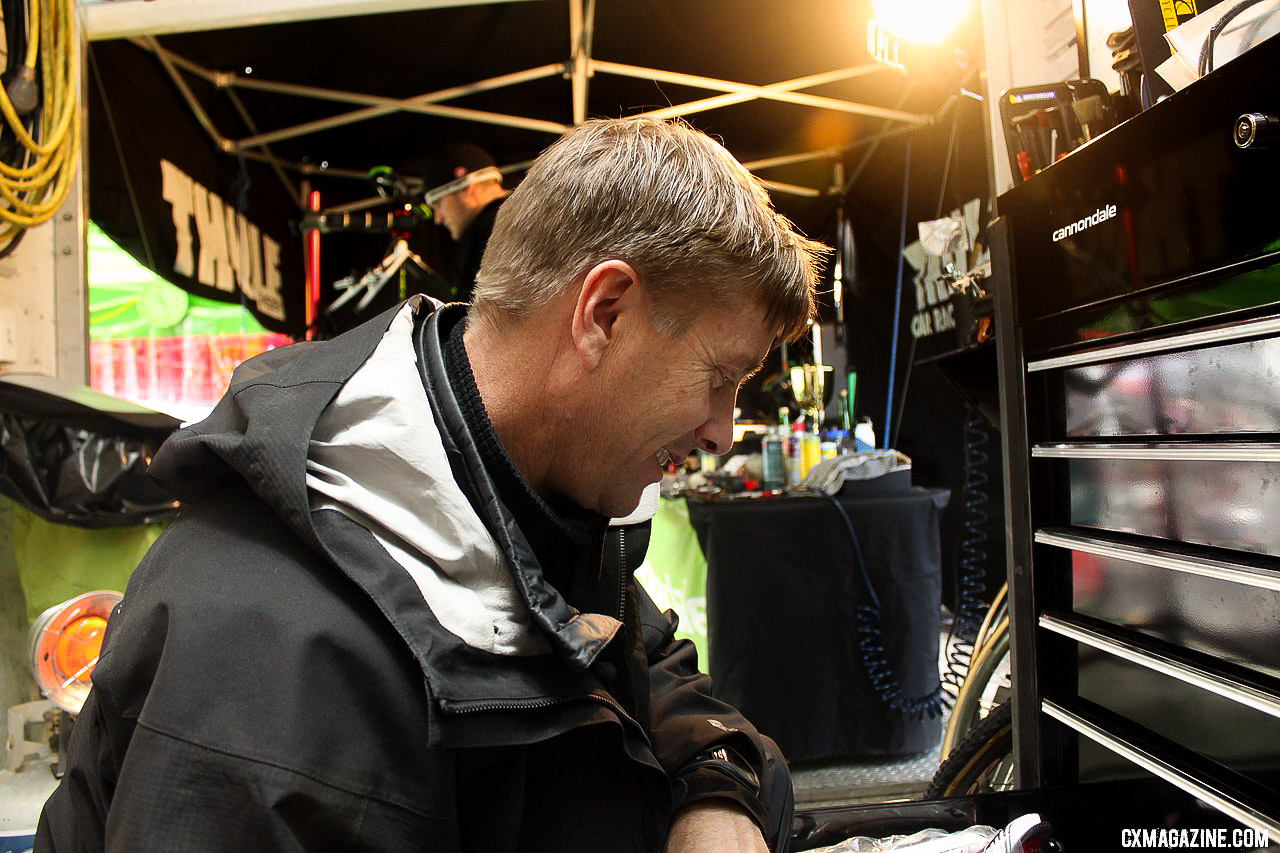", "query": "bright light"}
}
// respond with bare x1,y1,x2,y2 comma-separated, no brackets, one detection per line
1087,0,1133,34
871,0,970,44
